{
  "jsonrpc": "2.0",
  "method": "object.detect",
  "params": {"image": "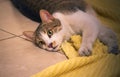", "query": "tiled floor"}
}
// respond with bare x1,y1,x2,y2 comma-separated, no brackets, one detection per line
0,0,66,77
